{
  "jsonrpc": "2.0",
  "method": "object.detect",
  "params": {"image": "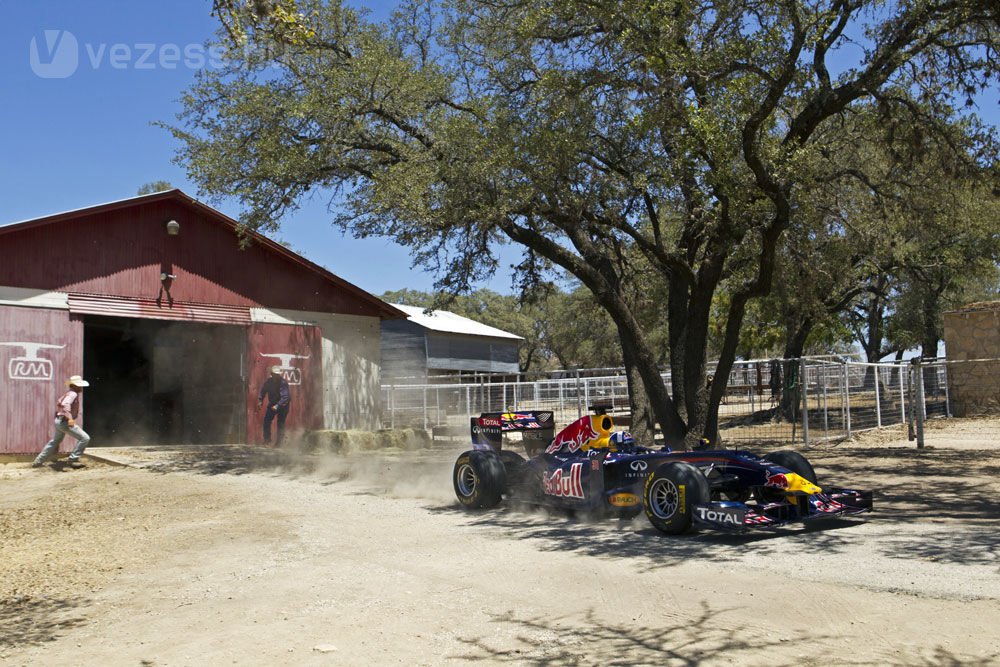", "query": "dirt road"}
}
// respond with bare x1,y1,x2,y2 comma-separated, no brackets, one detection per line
2,424,999,666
